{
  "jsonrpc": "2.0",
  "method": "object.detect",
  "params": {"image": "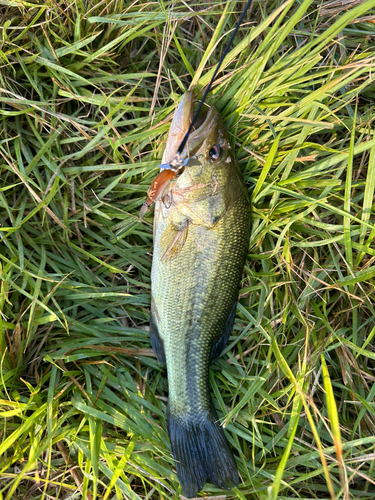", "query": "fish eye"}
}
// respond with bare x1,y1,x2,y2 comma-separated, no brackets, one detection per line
209,144,221,162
